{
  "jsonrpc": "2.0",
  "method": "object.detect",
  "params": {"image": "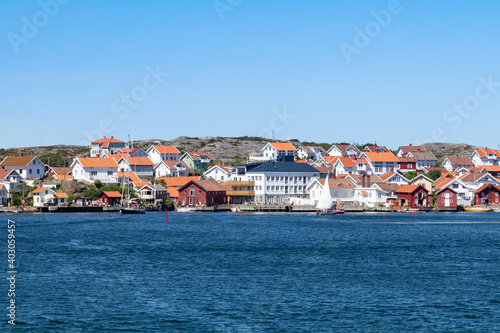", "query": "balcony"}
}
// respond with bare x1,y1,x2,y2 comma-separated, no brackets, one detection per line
226,181,255,187
226,190,255,196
